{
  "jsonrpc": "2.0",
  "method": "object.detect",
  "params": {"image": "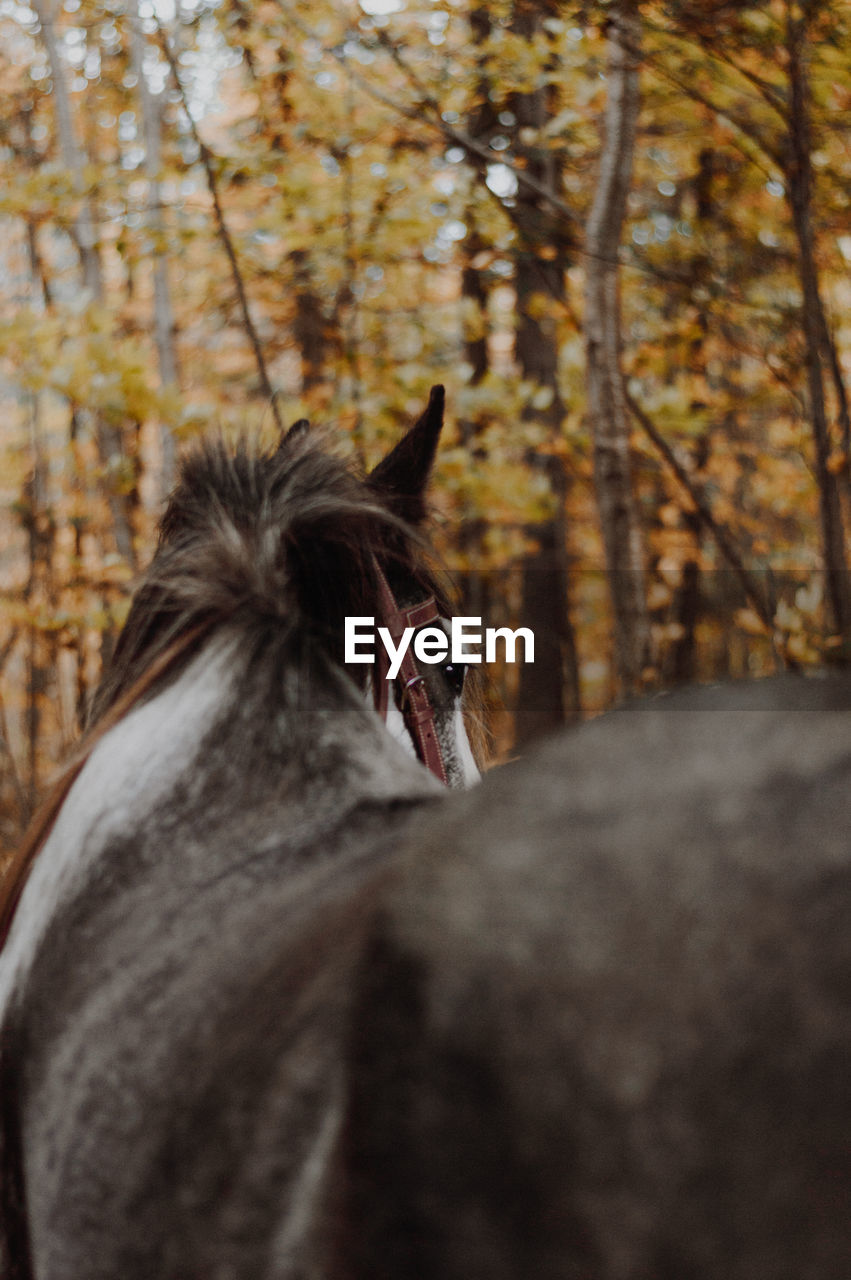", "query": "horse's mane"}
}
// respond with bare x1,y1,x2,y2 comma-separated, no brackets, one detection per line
0,427,451,957
90,431,448,725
